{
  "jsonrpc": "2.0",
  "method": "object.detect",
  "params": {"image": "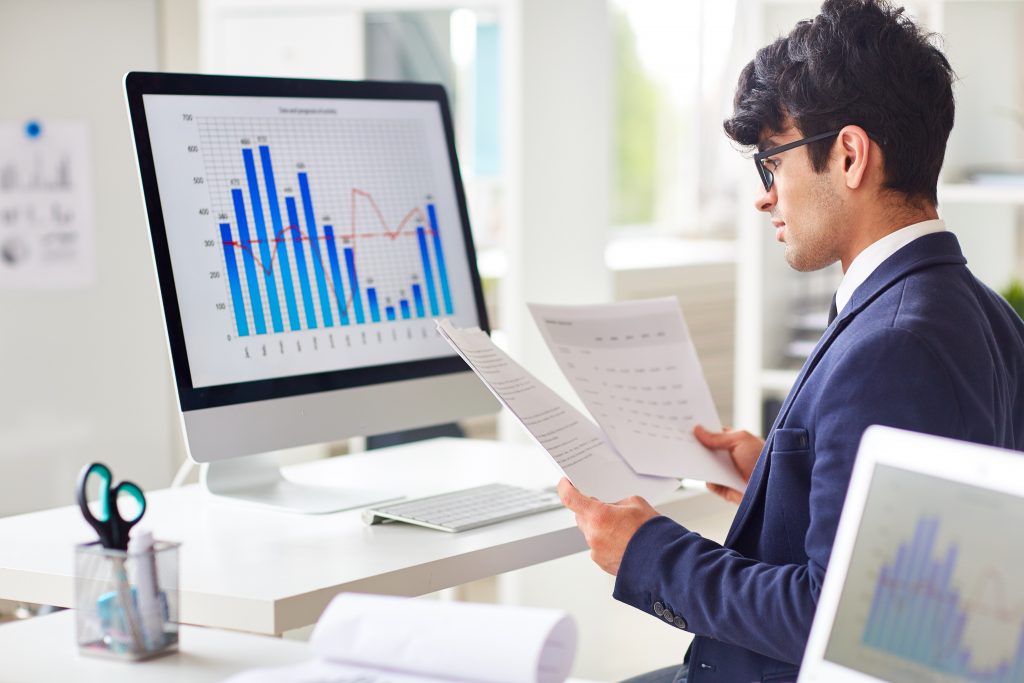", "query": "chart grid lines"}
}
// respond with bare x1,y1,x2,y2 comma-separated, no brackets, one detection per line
199,115,455,338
